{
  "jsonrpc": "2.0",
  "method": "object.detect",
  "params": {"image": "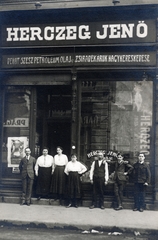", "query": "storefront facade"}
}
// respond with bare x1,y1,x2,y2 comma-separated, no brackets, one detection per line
0,4,158,208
